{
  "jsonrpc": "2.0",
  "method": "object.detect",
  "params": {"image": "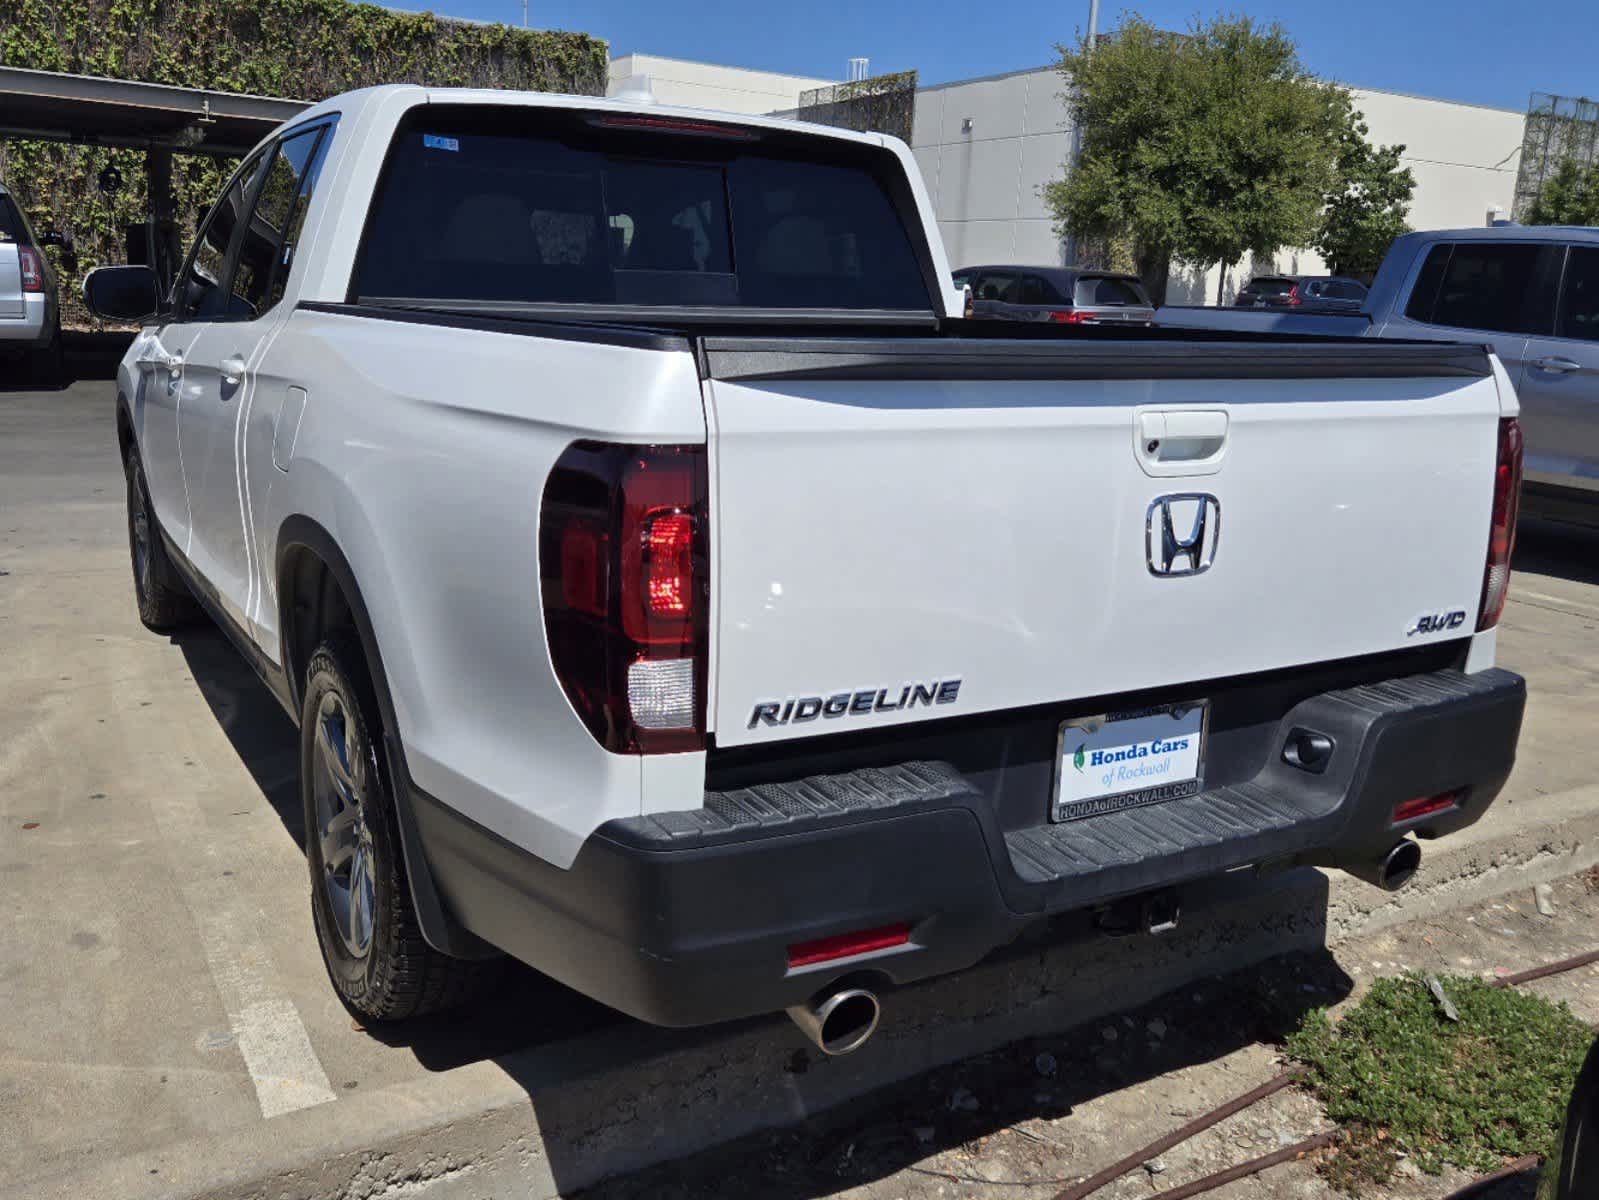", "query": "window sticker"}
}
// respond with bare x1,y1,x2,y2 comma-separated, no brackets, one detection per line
422,134,460,152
